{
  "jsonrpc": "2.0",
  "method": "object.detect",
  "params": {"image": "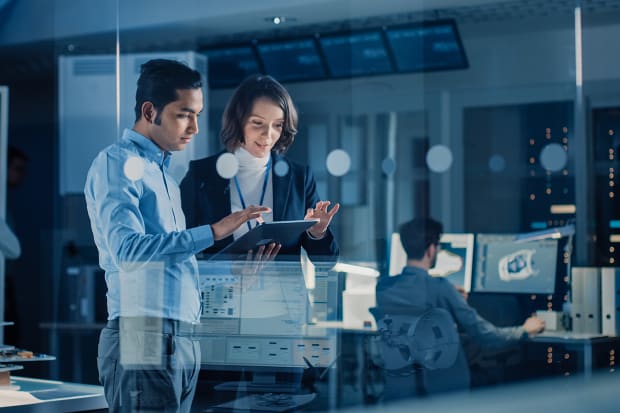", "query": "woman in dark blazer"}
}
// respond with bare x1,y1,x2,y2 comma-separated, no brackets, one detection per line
180,74,339,263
